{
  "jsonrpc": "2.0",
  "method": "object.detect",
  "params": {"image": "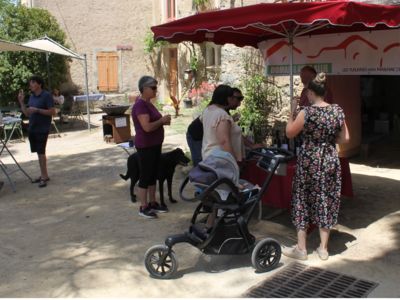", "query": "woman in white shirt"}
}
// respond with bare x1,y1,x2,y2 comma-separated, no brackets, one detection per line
52,88,64,105
201,84,245,163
